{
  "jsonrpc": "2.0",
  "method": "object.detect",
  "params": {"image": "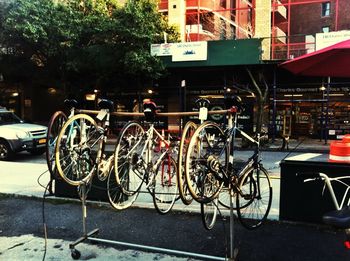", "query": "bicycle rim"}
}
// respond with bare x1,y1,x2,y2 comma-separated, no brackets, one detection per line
177,121,197,205
237,166,272,230
114,122,145,196
107,166,139,210
46,111,67,177
201,198,218,230
152,157,178,214
185,122,227,203
55,114,99,186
